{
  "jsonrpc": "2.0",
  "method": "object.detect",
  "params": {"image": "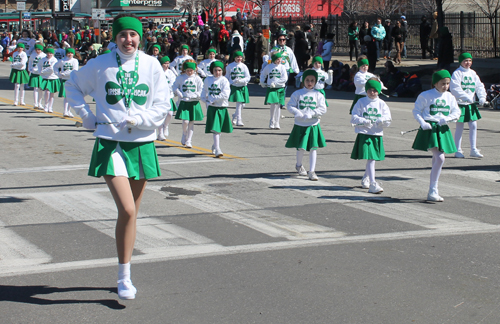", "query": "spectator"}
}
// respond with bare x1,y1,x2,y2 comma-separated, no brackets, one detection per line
321,33,335,70
1,32,10,60
286,31,295,51
245,34,256,74
320,17,328,40
348,21,359,61
429,12,439,60
420,15,433,59
400,16,408,58
218,23,230,55
391,20,404,64
381,60,404,93
383,19,393,59
365,35,377,72
305,24,318,57
254,29,268,74
294,31,310,71
437,27,454,72
199,25,212,55
359,21,370,55
232,15,242,34
371,18,386,61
